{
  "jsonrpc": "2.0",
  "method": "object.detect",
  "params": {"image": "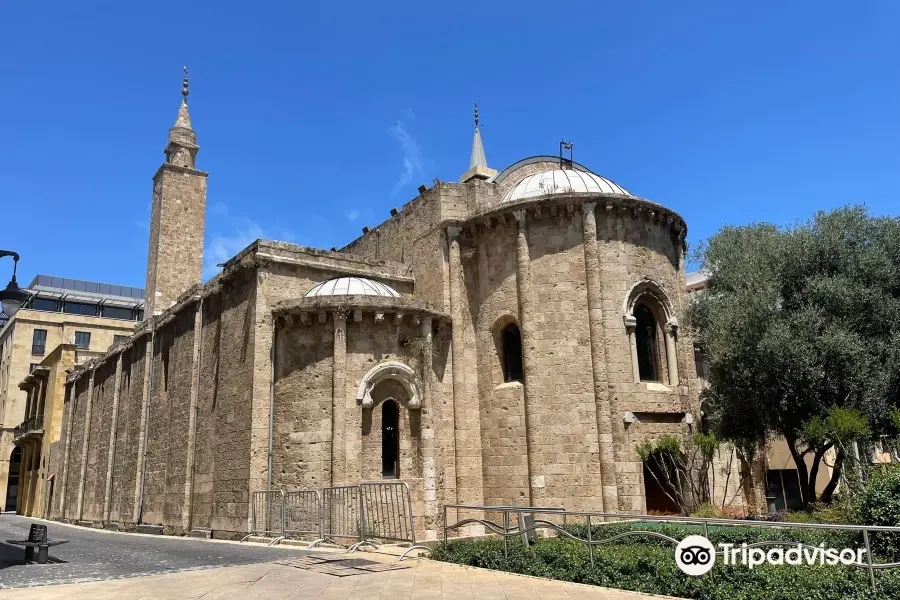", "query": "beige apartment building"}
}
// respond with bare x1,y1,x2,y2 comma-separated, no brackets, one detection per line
0,275,144,512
